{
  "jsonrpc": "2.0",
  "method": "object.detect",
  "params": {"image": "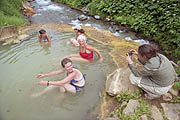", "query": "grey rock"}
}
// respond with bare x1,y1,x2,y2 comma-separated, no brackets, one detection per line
161,103,180,120
151,105,164,120
168,88,179,96
81,8,90,15
94,15,101,20
105,68,138,96
78,15,88,21
105,18,111,22
123,99,140,115
110,22,117,25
